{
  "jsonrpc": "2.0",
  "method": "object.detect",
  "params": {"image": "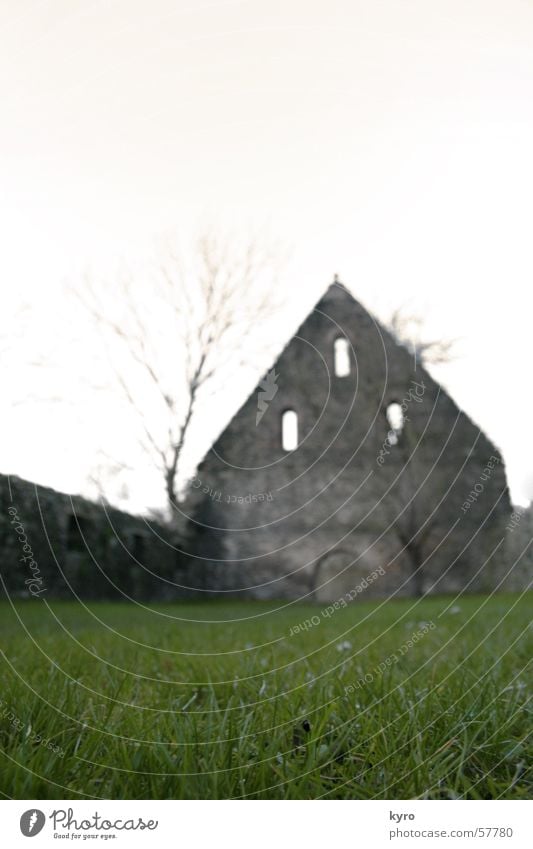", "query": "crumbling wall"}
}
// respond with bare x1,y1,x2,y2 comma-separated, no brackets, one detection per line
504,503,533,591
0,475,194,601
190,283,512,600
